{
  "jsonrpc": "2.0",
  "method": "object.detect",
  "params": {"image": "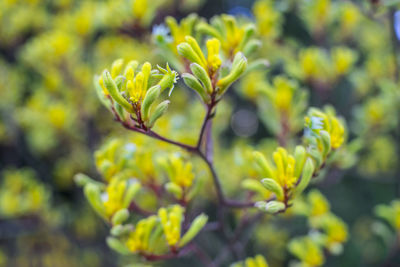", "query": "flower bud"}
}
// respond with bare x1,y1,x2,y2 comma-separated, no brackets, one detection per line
253,151,274,178
294,146,307,178
111,225,125,236
84,183,105,218
112,208,130,225
111,58,124,78
242,179,269,196
141,85,161,121
243,39,262,57
261,178,284,199
123,180,141,208
320,130,332,157
102,70,133,113
196,22,221,39
178,214,208,247
178,42,204,67
107,237,131,255
148,100,170,128
165,182,183,199
217,52,247,94
185,36,207,68
182,73,210,103
256,201,285,213
294,158,314,196
190,63,212,93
